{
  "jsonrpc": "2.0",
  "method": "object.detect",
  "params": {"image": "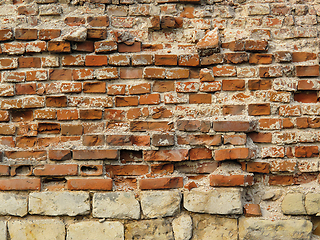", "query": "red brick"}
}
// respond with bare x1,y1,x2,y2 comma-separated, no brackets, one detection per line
79,109,103,120
26,70,48,81
295,146,318,158
39,29,61,40
49,150,72,161
83,82,106,93
279,105,301,117
87,28,107,40
139,177,183,190
64,17,85,26
224,52,248,64
248,79,271,90
212,66,236,77
68,179,112,190
247,162,269,173
248,103,271,116
108,55,130,66
215,148,250,161
200,54,224,65
296,65,319,77
244,204,262,217
38,122,60,134
18,57,41,68
210,174,253,187
0,179,40,191
62,55,85,66
155,54,177,66
0,29,13,41
46,96,67,107
294,91,318,103
34,164,78,176
94,40,117,53
72,69,94,80
73,149,118,160
189,94,211,104
87,16,109,27
15,28,37,40
259,66,282,78
144,149,188,161
248,132,272,143
222,79,245,91
140,94,160,105
95,68,118,80
269,175,293,186
292,52,317,62
106,165,149,176
5,151,47,161
49,69,72,80
115,96,139,107
223,105,245,115
178,54,200,66
249,53,273,64
2,42,25,55
57,109,78,121
213,121,252,132
73,41,94,52
120,68,143,79
132,54,153,66
144,67,166,79
130,121,173,132
118,42,141,53
0,58,18,70
245,40,268,52
190,148,212,160
200,82,222,92
153,81,175,92
80,165,103,176
26,41,47,53
48,41,71,53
